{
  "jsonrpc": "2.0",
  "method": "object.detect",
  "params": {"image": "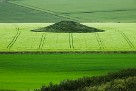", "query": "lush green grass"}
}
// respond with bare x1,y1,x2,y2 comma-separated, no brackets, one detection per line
0,0,136,22
39,69,136,91
0,23,136,51
0,54,136,90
